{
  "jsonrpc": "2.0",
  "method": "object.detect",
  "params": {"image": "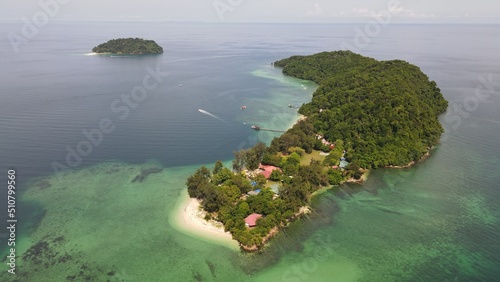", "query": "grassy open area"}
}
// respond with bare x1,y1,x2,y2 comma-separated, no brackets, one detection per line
264,181,279,189
300,149,327,166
